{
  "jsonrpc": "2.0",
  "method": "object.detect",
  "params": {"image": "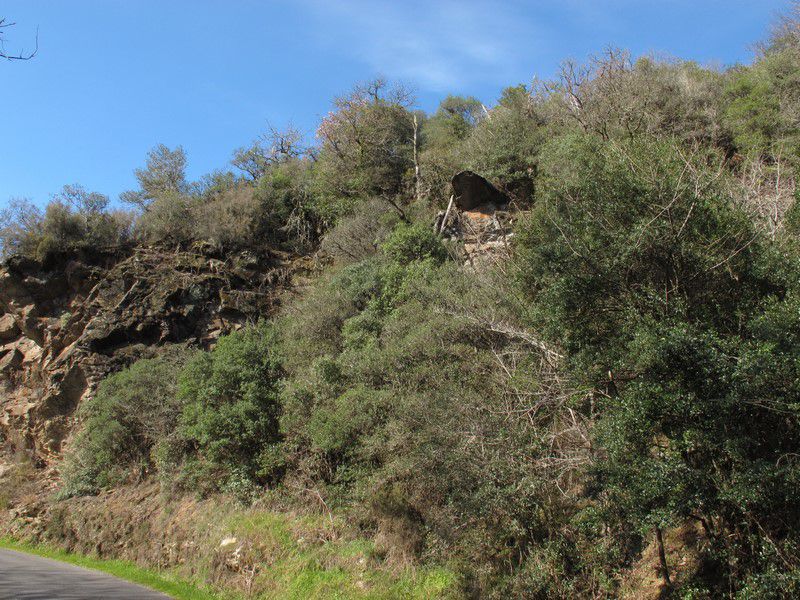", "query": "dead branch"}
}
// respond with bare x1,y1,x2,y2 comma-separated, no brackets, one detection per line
0,19,38,61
